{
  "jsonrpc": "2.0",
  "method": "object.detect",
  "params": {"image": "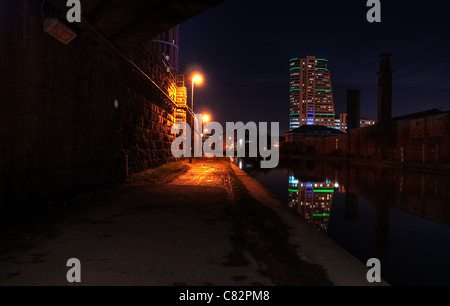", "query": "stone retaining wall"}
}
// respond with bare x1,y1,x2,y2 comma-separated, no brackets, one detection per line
0,0,177,210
